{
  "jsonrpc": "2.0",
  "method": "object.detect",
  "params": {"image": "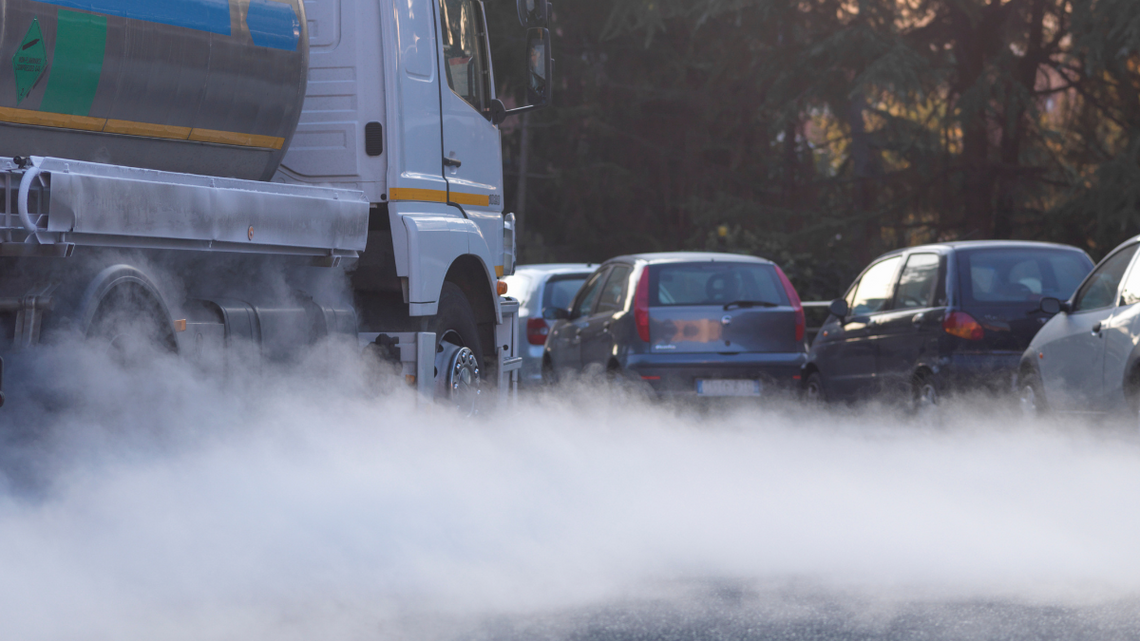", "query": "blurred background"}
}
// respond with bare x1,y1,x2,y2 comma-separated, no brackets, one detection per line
486,0,1140,300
